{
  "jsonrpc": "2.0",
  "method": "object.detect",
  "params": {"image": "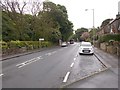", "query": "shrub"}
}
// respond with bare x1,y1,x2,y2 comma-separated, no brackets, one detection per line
9,40,26,48
98,34,120,43
2,40,54,52
1,41,8,50
41,41,53,47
